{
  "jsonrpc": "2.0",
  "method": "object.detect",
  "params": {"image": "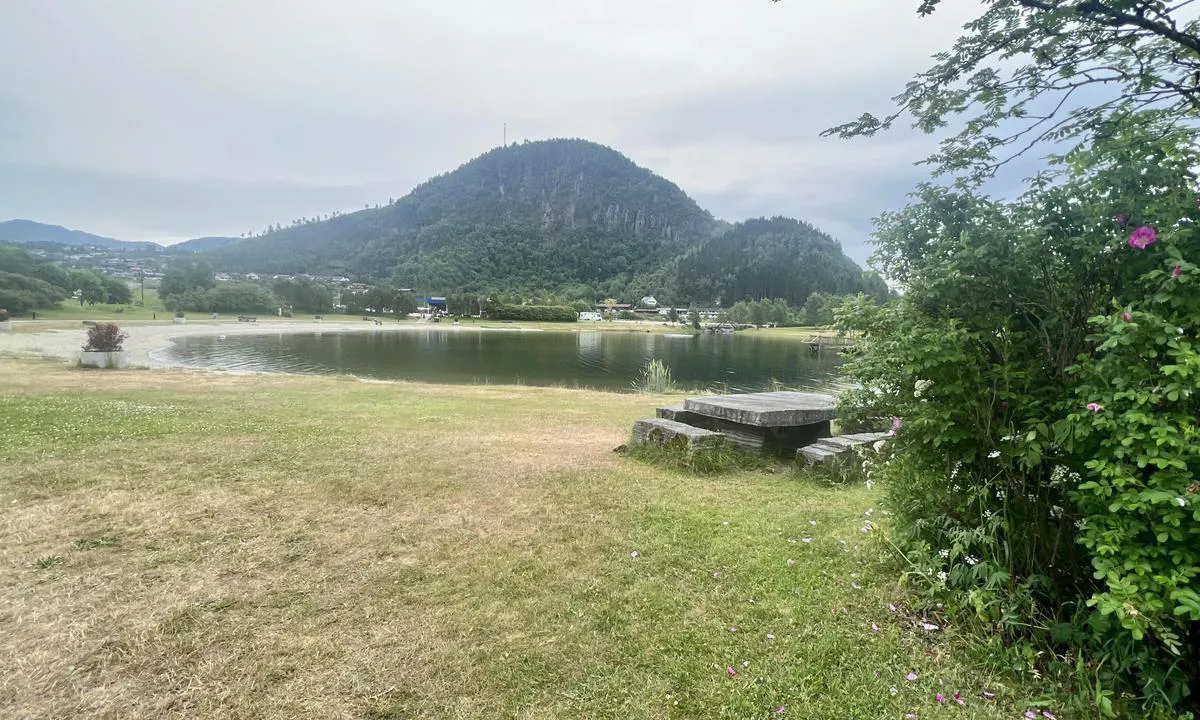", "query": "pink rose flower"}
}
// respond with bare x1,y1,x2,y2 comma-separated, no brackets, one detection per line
1128,226,1157,249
